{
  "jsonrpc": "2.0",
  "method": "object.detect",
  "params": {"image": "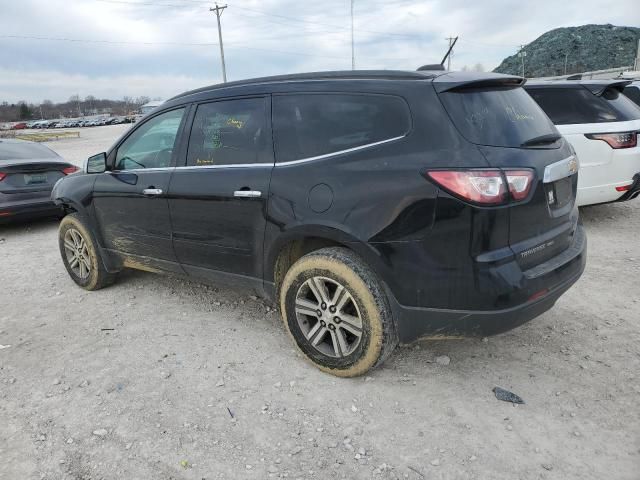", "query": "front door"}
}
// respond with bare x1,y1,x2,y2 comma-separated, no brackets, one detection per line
168,97,274,281
92,107,187,272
